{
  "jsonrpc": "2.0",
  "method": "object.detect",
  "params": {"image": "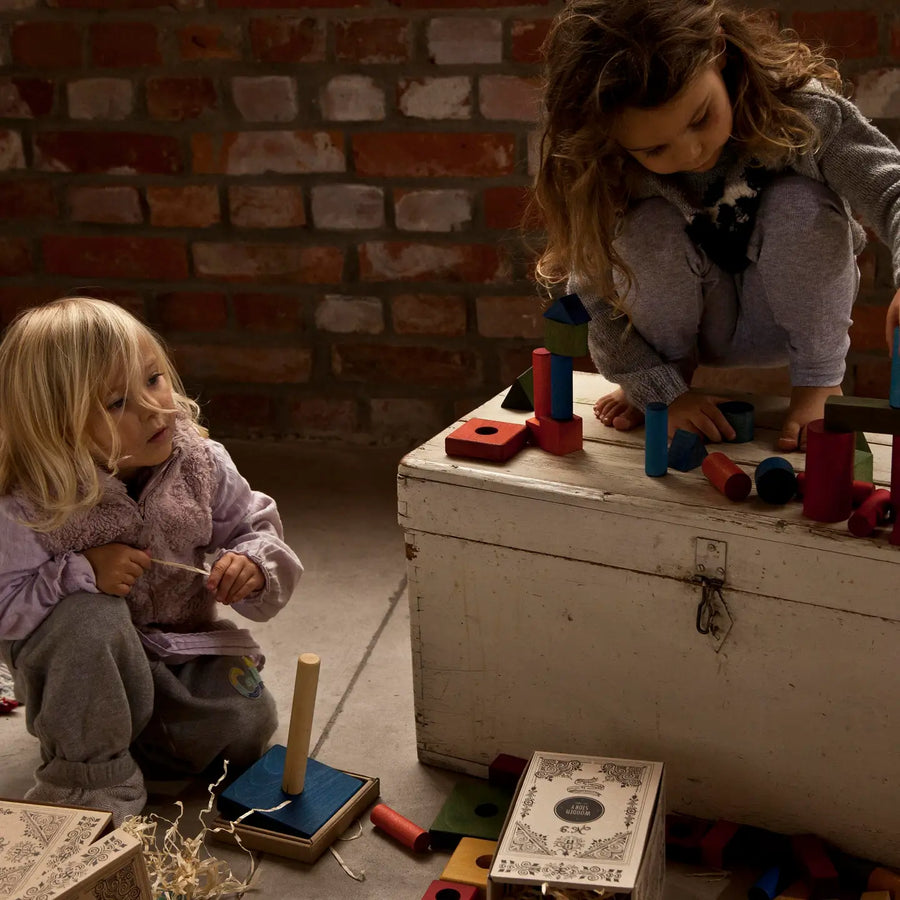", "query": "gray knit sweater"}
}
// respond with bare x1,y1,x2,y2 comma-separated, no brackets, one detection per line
573,84,900,408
